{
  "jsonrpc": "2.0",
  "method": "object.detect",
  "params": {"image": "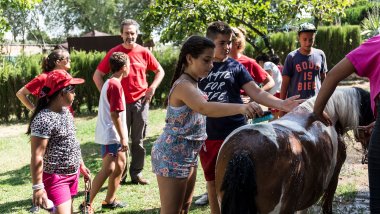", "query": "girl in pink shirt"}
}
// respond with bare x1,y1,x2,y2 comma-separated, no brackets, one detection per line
313,34,380,212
